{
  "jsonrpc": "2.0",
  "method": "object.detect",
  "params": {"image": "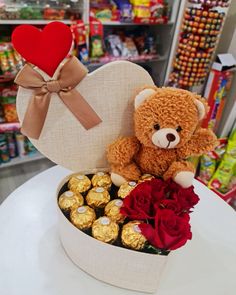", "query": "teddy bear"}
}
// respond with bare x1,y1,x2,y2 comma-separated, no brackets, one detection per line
107,86,217,188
